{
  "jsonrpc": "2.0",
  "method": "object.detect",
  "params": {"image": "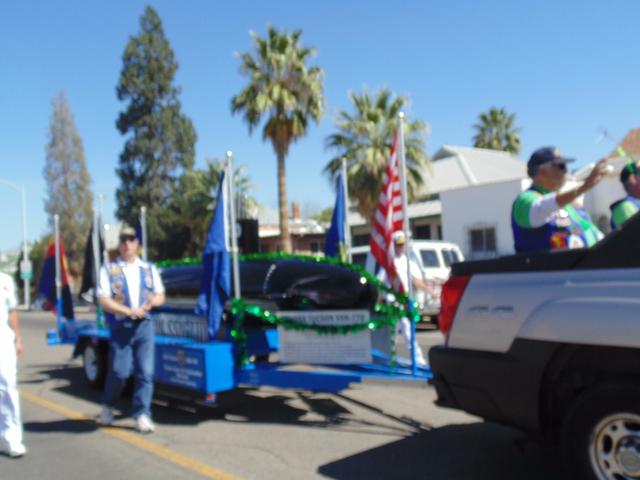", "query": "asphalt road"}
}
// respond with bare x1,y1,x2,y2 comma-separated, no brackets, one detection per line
2,311,564,479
